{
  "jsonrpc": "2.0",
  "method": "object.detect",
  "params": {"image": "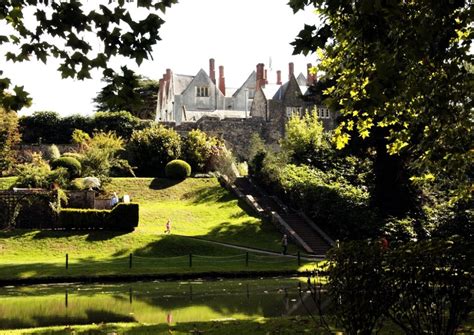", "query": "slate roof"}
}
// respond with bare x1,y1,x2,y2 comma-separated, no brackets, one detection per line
173,74,194,95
